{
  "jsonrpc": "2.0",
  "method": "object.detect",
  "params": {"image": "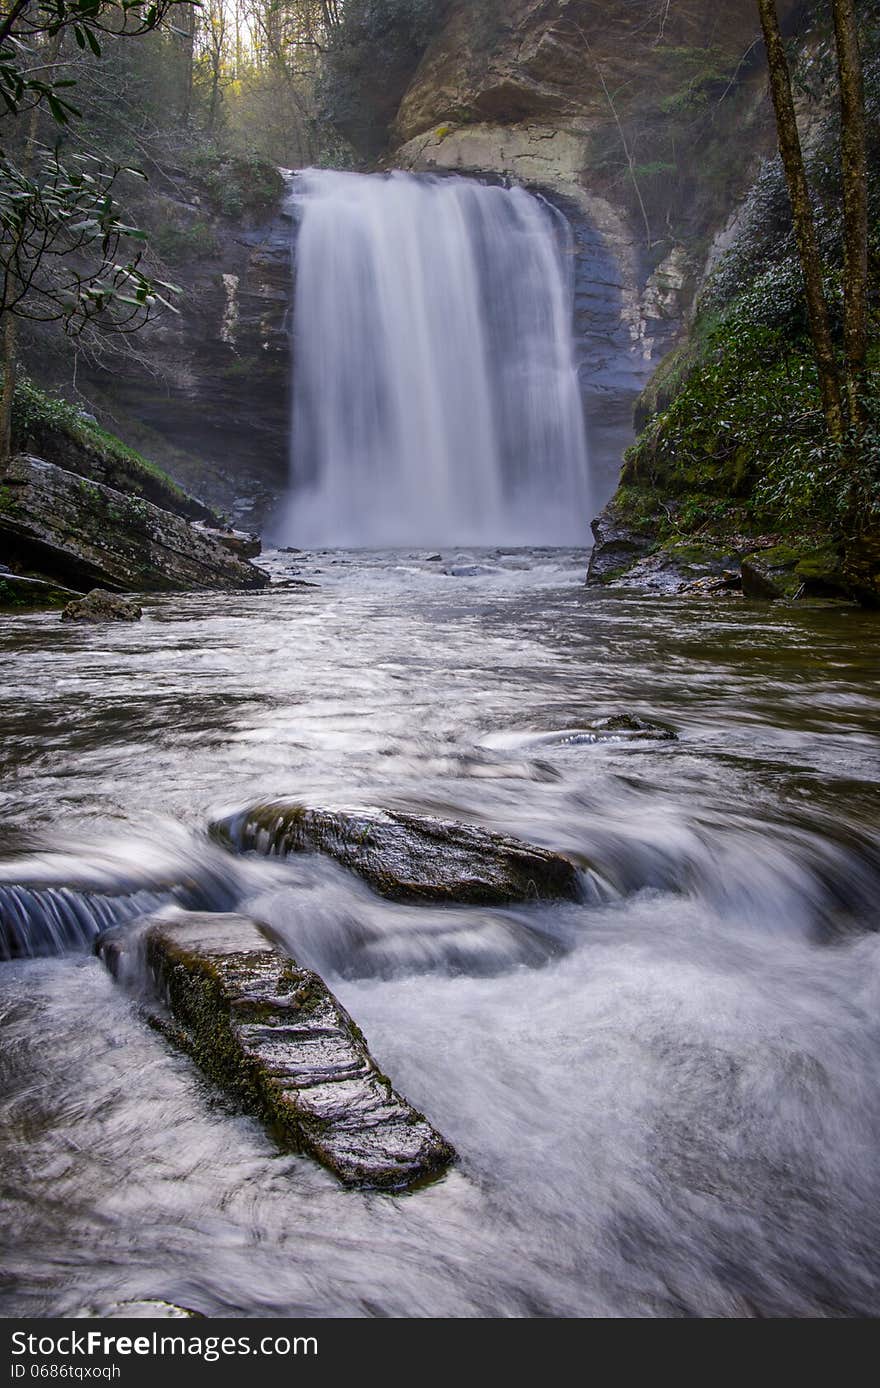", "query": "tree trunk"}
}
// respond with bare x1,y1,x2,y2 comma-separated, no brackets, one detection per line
181,5,196,128
0,314,17,473
832,0,868,435
756,0,845,443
